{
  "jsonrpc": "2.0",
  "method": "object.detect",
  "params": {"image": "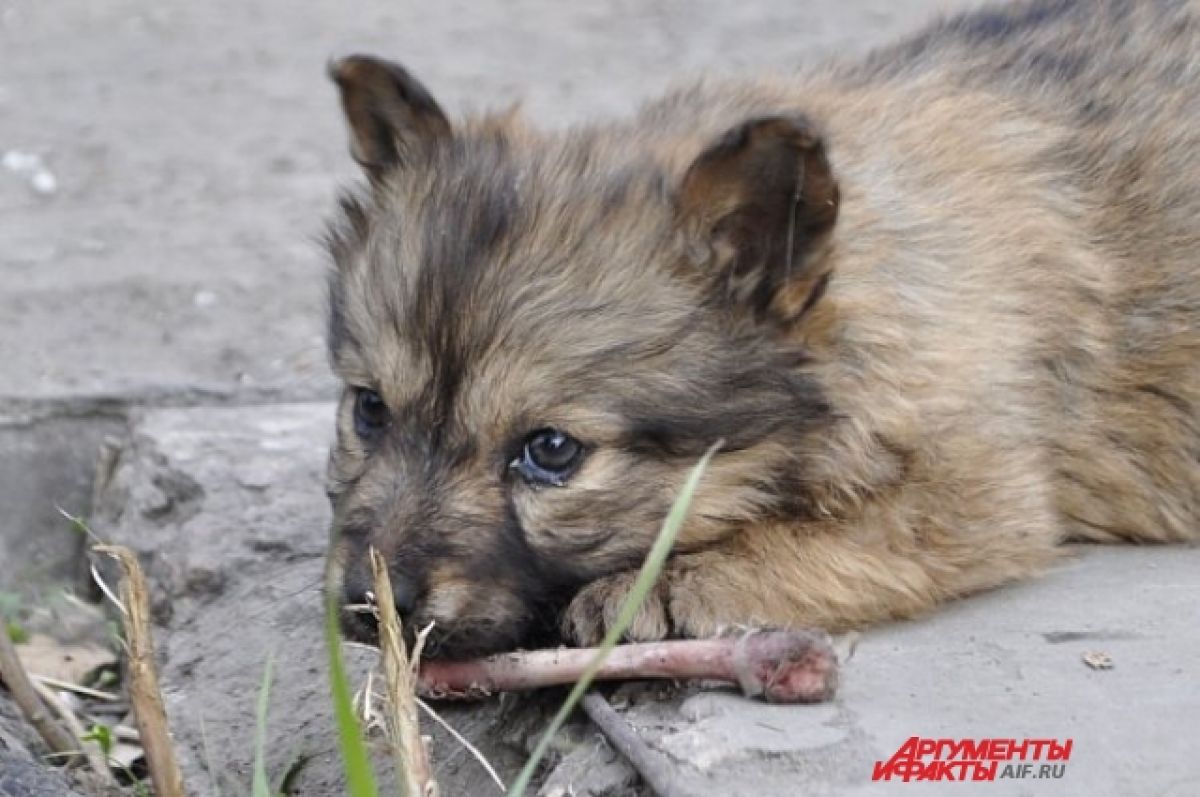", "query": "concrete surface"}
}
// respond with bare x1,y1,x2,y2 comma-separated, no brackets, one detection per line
0,748,88,797
0,414,122,591
90,403,1200,796
0,0,978,406
602,547,1200,797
